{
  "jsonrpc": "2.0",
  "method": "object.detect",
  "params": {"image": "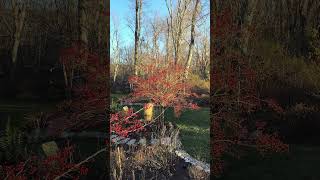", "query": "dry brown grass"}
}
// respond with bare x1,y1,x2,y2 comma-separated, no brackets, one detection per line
110,147,126,180
187,165,210,180
110,144,177,180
